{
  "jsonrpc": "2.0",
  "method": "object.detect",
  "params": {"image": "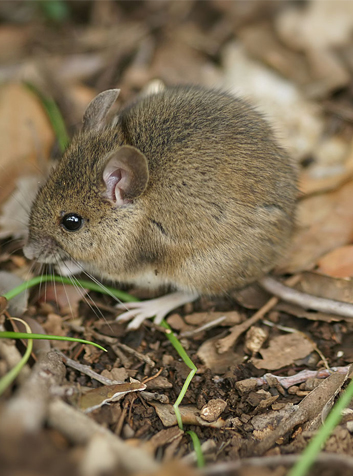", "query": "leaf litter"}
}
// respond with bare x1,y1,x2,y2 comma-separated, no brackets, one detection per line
1,2,353,475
